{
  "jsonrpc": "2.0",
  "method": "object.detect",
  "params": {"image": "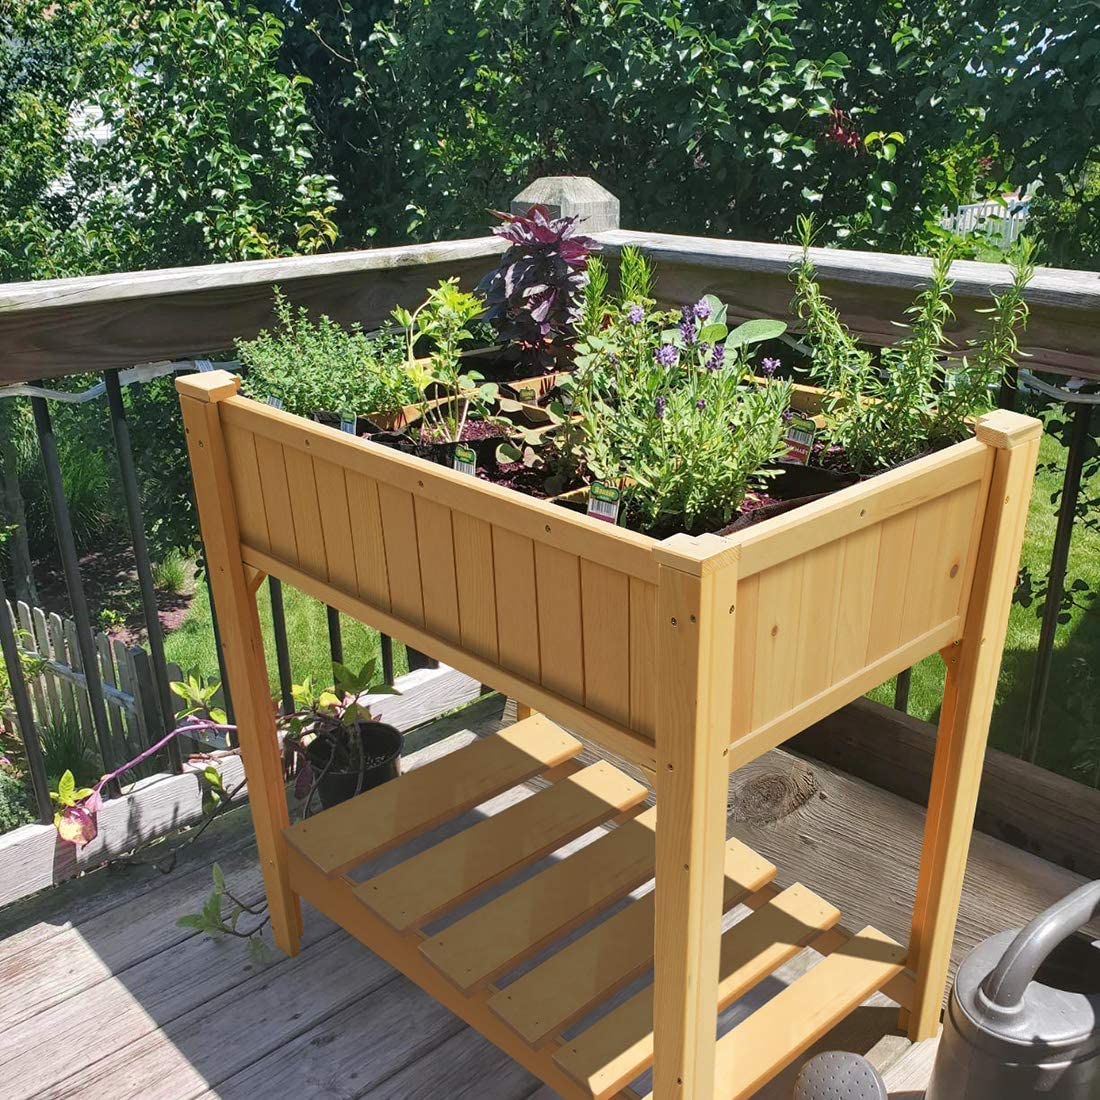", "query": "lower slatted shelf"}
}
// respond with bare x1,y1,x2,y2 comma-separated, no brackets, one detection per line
285,715,910,1100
